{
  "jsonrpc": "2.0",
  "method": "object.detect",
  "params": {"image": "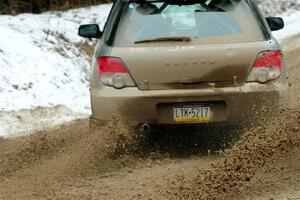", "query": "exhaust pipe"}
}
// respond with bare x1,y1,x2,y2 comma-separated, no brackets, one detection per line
141,123,151,132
